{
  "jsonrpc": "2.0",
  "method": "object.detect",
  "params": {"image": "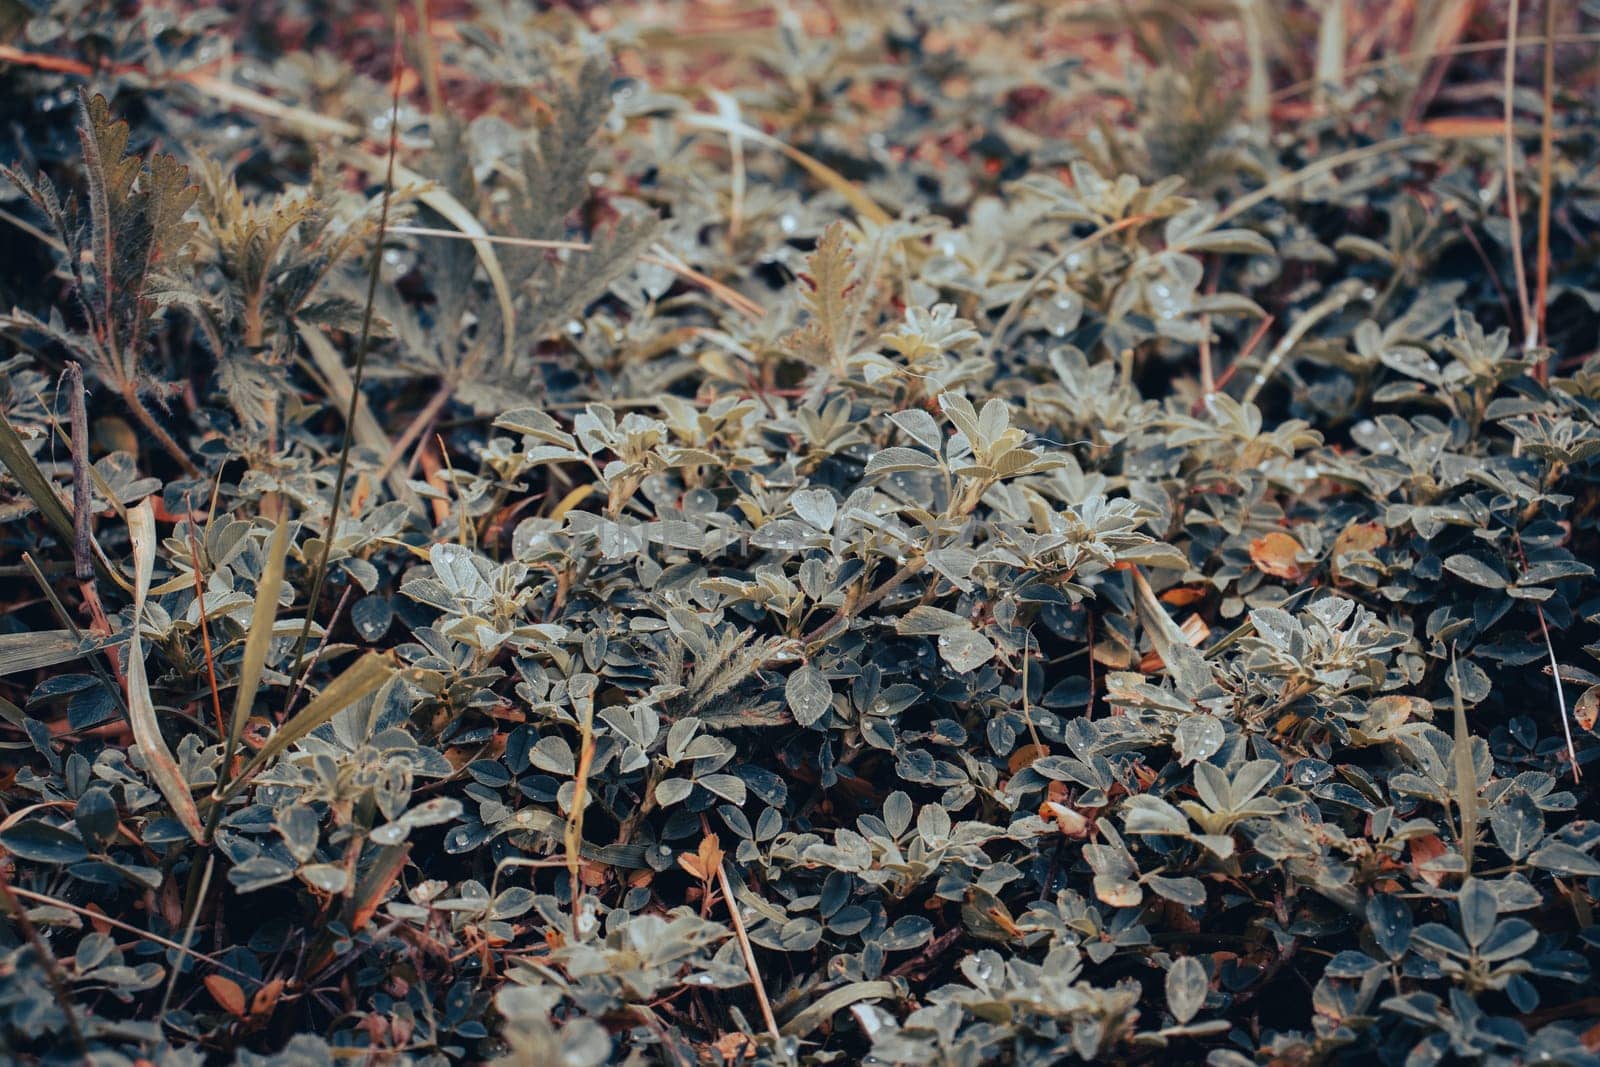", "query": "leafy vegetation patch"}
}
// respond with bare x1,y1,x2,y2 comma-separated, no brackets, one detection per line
1,2,1599,1064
